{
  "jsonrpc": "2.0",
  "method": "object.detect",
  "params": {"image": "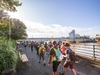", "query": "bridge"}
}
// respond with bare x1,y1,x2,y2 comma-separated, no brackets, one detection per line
21,38,93,43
